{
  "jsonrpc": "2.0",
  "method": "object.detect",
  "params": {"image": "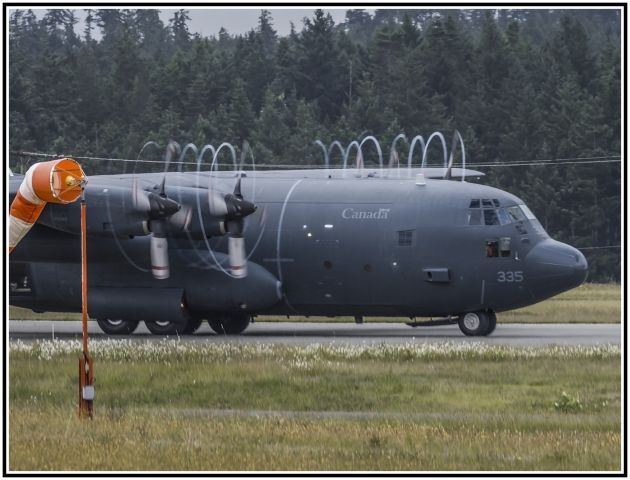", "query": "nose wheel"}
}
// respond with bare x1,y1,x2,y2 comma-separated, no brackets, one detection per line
458,310,496,336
